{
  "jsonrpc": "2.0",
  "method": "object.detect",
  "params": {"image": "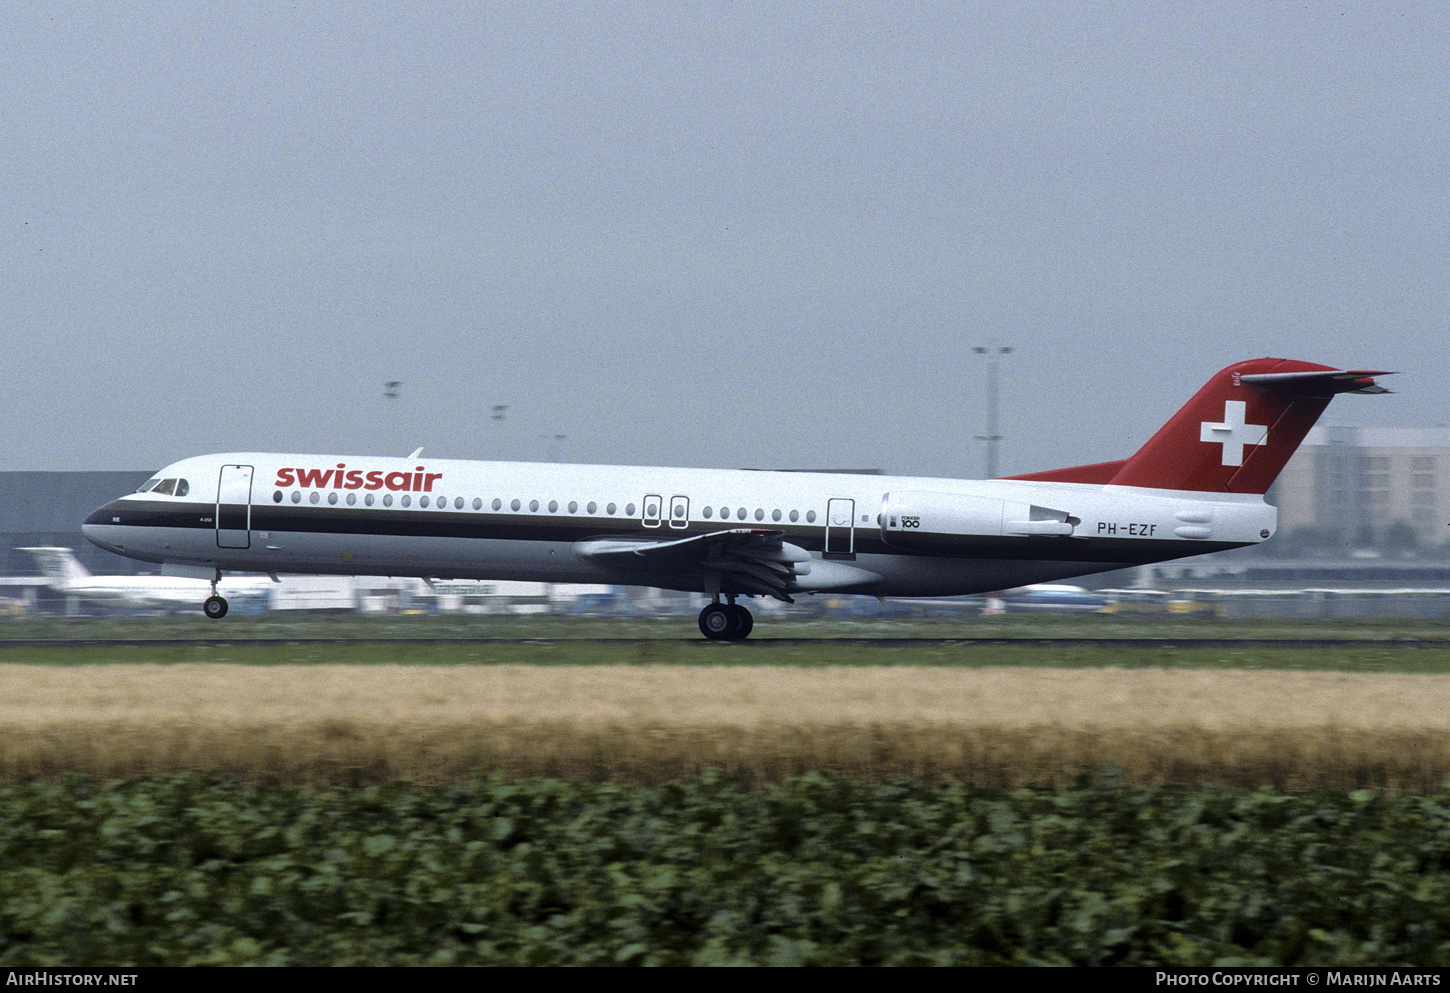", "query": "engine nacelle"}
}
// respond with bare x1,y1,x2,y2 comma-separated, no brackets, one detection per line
880,491,1076,553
